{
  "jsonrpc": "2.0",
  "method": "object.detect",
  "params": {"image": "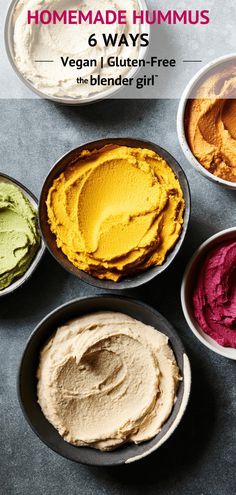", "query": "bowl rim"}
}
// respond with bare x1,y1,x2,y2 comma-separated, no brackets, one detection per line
38,137,191,290
17,294,192,465
181,227,236,360
0,172,45,297
4,0,150,105
177,53,236,190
